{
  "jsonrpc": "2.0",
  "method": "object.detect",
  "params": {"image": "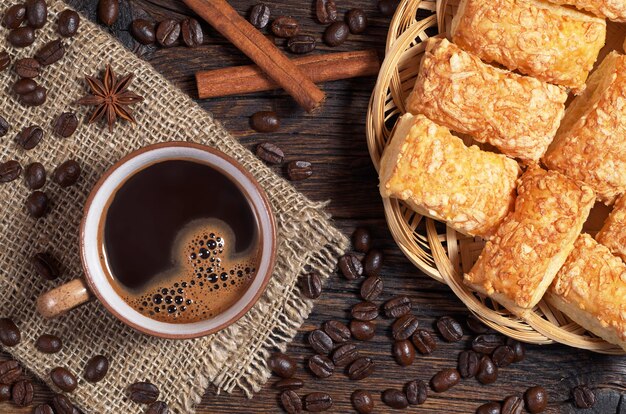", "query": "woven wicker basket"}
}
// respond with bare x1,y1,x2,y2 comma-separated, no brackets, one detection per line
366,0,626,354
